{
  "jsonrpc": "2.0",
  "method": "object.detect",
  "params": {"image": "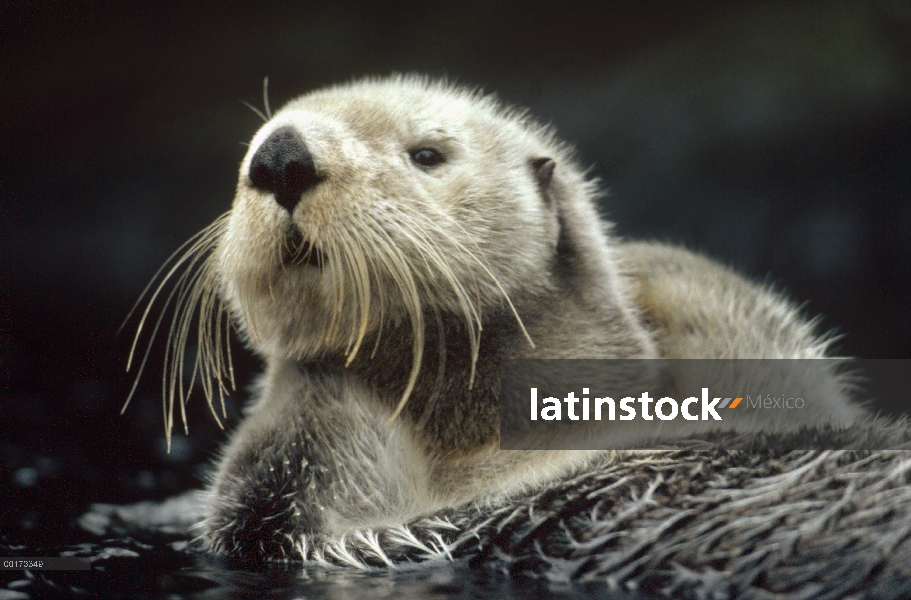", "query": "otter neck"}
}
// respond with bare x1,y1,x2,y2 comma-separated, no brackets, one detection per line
297,307,525,455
